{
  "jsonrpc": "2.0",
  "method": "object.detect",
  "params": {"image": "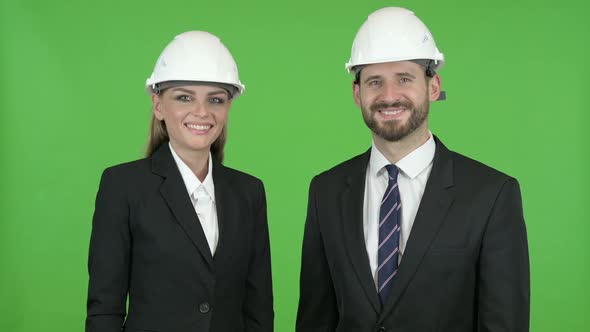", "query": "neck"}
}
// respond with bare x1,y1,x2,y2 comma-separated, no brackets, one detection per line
373,123,431,164
170,141,210,182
